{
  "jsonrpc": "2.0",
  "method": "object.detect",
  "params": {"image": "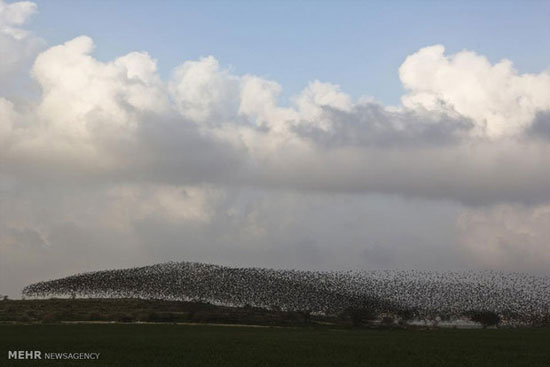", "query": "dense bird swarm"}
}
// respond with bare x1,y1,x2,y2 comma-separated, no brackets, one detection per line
23,262,550,324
